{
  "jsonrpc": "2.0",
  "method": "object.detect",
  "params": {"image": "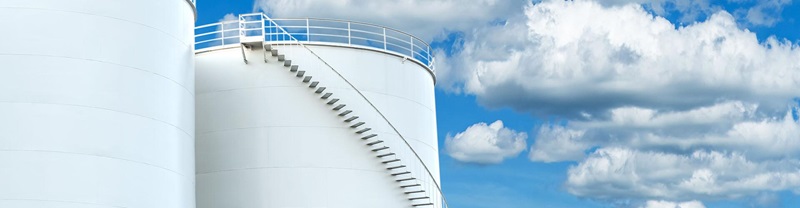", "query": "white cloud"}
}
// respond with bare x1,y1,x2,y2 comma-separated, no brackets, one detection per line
735,0,792,27
445,120,528,164
220,13,237,21
529,103,800,163
529,125,589,162
524,100,800,204
642,200,706,208
443,0,800,117
567,148,800,201
252,0,527,41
